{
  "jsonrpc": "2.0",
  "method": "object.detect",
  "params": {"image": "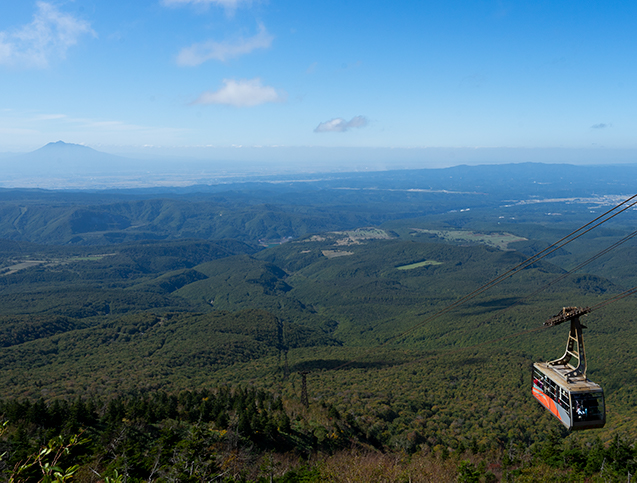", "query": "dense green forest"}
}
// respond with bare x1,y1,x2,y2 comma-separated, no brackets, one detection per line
0,164,636,481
